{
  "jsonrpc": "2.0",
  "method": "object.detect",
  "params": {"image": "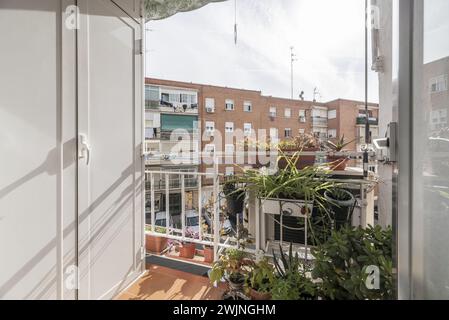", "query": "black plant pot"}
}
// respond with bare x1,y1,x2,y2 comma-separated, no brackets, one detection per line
225,190,244,224
324,189,356,230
